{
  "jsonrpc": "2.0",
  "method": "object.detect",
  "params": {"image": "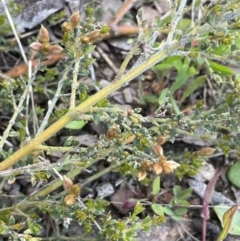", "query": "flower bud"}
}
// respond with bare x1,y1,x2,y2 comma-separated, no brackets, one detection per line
89,30,101,42
100,25,110,34
137,169,147,181
69,184,81,196
156,135,168,145
40,42,51,54
61,22,73,33
63,176,73,192
198,147,215,156
152,163,163,175
70,11,80,27
80,35,90,44
39,25,50,43
30,42,42,52
50,45,64,54
152,144,163,156
64,194,76,206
